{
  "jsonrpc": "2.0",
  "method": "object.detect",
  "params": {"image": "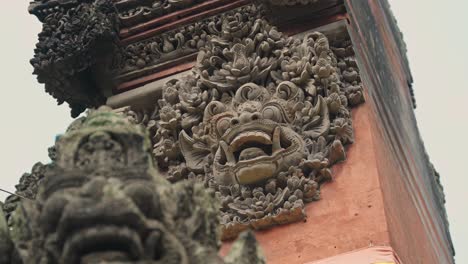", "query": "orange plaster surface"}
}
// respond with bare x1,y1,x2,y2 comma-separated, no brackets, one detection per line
306,246,402,264
221,102,392,264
